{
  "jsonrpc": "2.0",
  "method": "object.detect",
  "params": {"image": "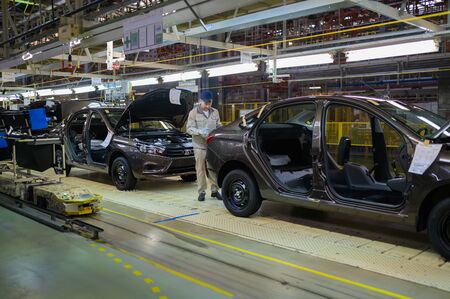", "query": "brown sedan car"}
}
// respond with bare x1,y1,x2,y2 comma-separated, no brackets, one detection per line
207,95,450,259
